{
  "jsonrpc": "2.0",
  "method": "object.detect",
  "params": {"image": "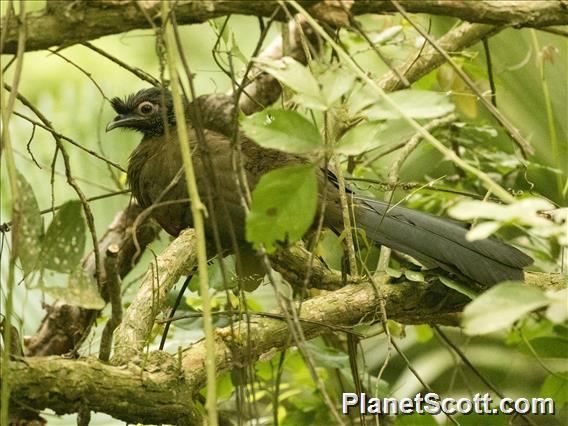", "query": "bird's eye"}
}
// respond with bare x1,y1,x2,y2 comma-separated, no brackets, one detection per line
138,101,155,115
